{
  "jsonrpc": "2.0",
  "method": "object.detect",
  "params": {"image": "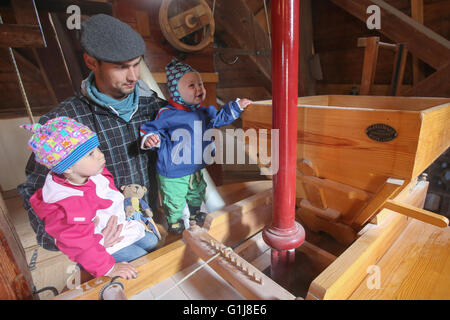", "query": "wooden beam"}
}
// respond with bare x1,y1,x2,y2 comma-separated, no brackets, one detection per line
298,0,316,96
297,175,370,201
350,178,406,228
152,72,219,84
10,49,42,81
205,0,272,85
0,24,45,48
11,0,42,25
357,37,397,51
31,11,75,102
410,0,425,84
48,13,85,95
405,63,450,97
35,0,112,15
331,0,450,70
359,37,379,95
383,199,449,228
